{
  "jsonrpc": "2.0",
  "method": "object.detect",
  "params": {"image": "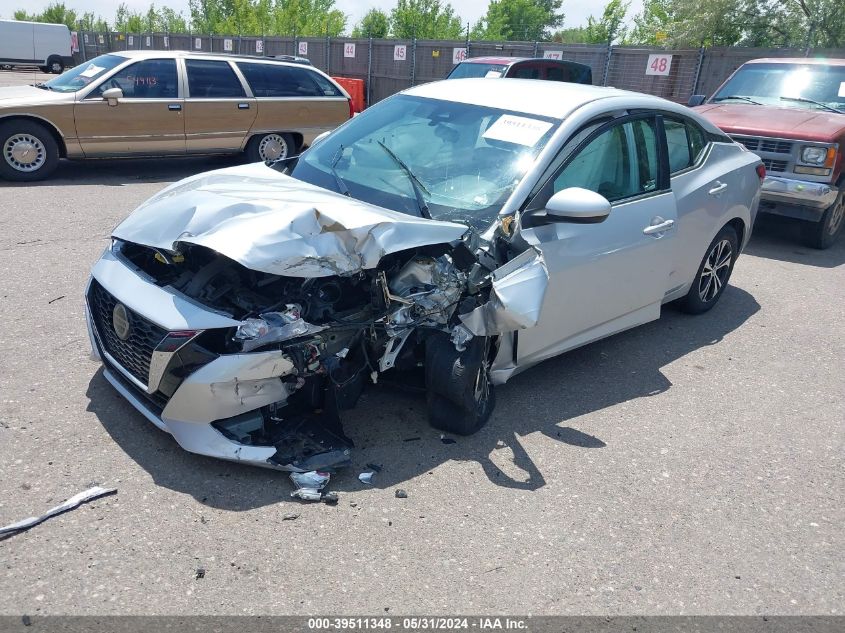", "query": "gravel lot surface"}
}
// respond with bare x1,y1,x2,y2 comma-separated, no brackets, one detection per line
0,70,842,616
